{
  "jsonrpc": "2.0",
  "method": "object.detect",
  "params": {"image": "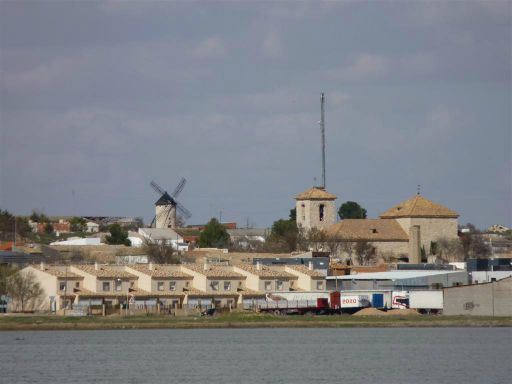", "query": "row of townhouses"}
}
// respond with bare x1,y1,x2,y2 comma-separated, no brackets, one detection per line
23,261,326,311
